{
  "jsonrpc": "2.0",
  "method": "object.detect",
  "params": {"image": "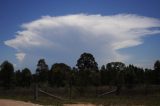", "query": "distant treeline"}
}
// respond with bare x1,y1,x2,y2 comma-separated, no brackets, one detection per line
0,52,160,93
